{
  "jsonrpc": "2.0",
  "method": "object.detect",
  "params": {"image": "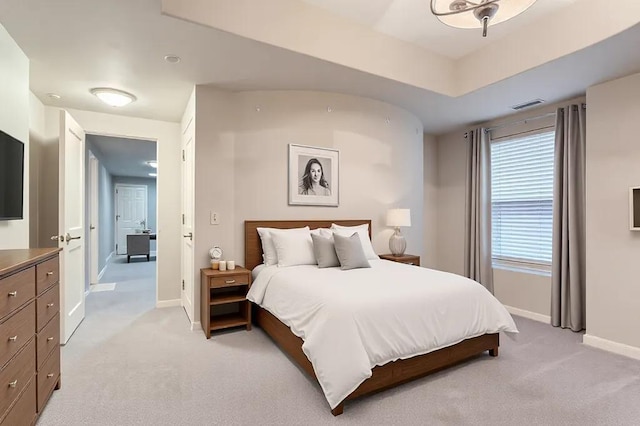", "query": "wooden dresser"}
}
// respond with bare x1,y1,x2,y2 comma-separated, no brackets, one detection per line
0,248,61,425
